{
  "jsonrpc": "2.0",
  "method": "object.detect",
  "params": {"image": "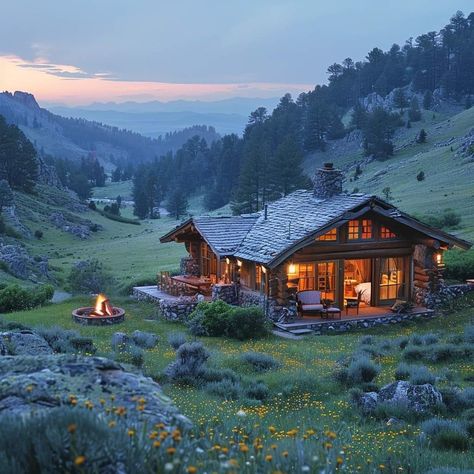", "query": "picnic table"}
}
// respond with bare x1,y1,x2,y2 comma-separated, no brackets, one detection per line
171,275,213,293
